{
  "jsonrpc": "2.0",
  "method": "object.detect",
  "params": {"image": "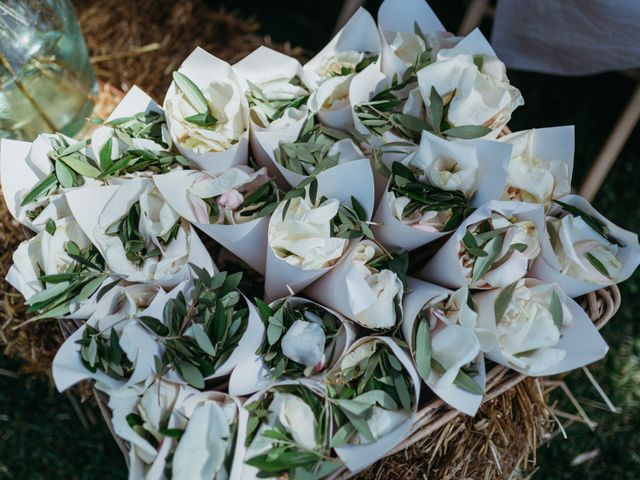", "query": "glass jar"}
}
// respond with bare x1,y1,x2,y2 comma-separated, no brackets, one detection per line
0,0,97,141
